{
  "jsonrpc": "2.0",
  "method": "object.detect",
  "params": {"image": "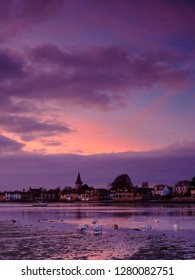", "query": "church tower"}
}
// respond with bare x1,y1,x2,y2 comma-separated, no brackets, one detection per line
75,172,83,189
